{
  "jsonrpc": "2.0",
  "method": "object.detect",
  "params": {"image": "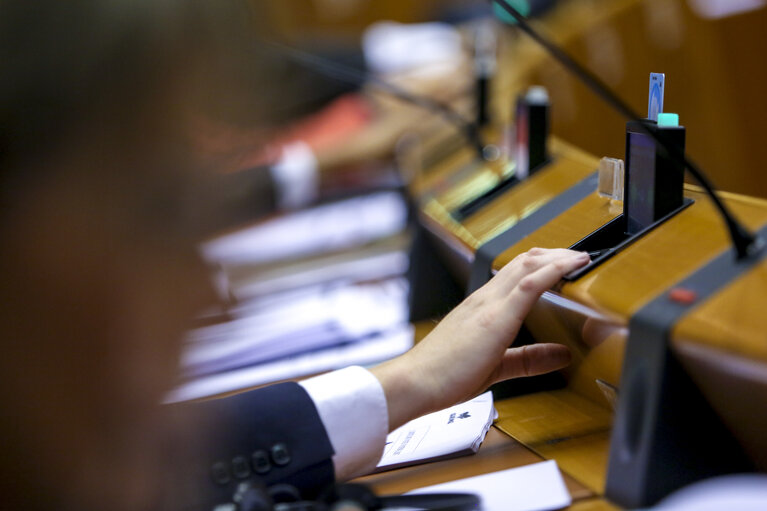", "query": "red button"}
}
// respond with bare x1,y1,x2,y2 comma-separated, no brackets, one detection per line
669,287,697,305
